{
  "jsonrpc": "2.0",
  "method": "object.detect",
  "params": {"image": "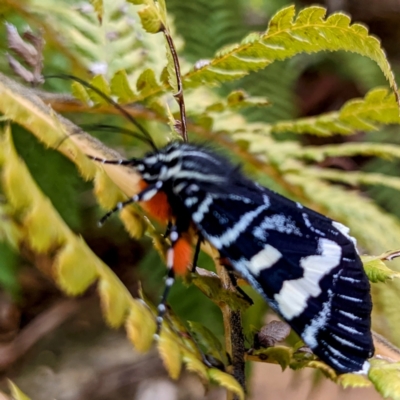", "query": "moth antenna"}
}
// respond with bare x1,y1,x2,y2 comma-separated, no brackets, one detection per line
81,123,155,146
45,74,158,151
